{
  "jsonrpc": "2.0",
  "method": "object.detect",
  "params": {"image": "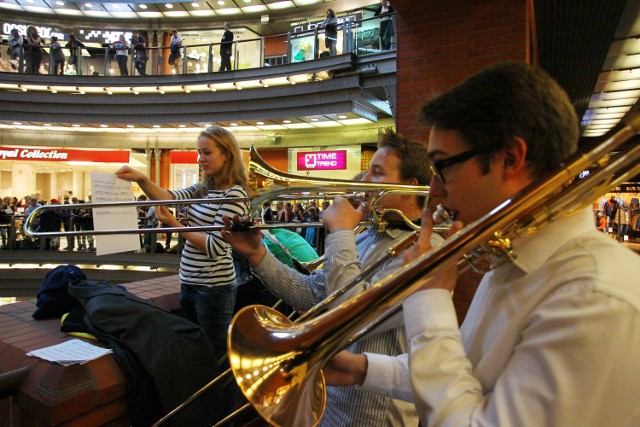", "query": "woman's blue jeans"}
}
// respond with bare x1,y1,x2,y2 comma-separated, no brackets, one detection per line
179,284,237,362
